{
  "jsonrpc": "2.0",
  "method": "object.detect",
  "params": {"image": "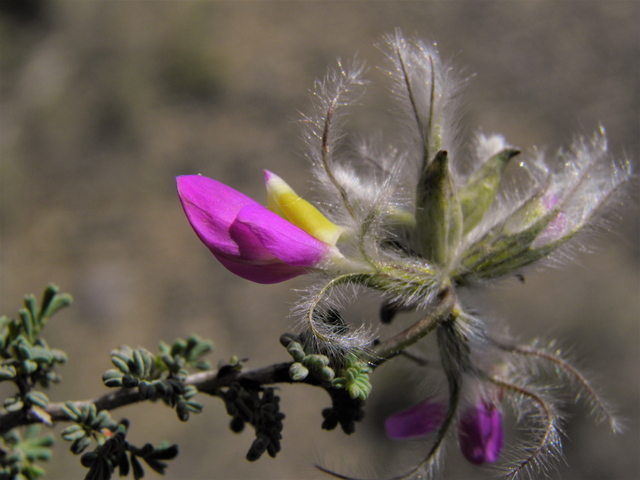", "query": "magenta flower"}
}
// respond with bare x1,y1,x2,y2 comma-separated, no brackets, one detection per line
385,397,504,466
385,398,447,439
176,174,341,284
458,400,504,465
